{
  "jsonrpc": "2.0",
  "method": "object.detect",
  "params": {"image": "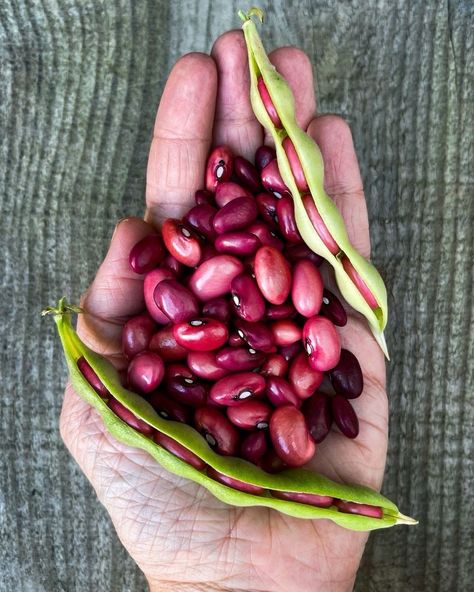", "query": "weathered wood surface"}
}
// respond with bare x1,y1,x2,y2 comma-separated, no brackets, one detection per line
0,0,472,590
